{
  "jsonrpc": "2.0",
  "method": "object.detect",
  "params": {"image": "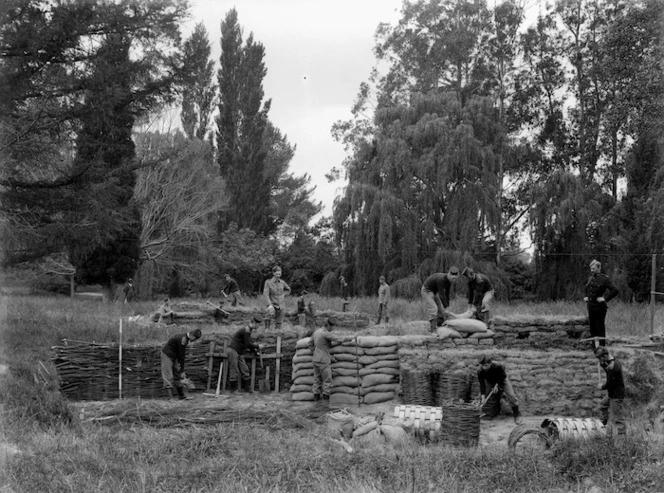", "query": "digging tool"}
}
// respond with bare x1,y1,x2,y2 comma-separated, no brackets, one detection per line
204,360,224,398
581,336,606,385
206,299,230,317
479,385,498,418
